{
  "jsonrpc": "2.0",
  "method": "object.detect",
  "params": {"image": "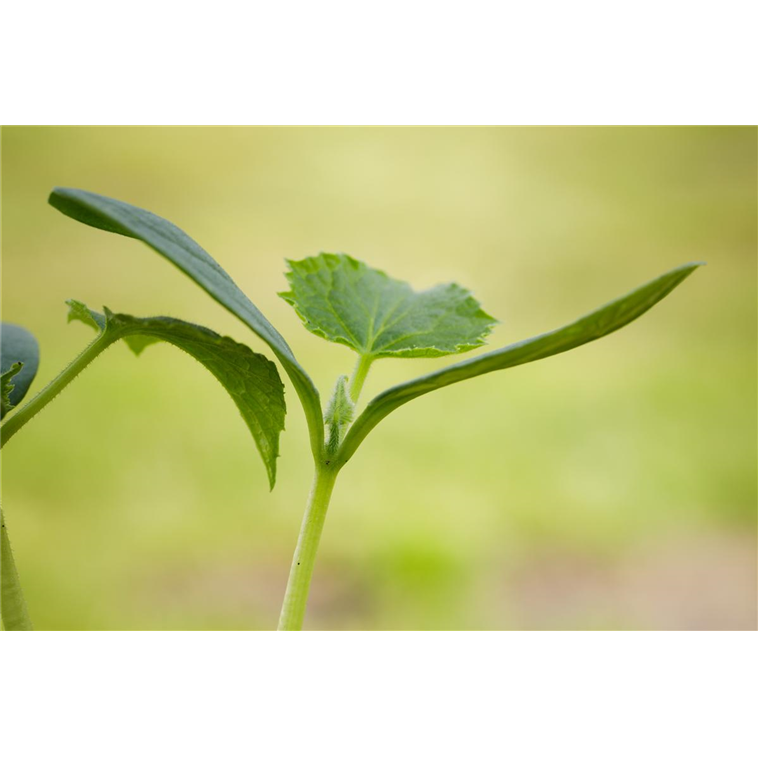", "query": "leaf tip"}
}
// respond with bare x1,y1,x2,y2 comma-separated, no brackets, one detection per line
671,261,706,283
47,186,65,206
680,261,706,273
